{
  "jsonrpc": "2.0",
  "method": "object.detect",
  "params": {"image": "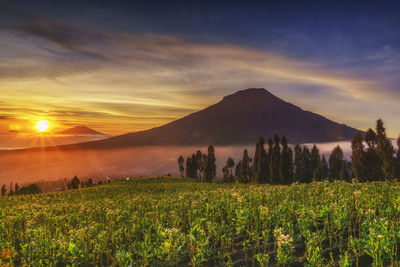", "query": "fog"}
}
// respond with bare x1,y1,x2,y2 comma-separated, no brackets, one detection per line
0,142,360,185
